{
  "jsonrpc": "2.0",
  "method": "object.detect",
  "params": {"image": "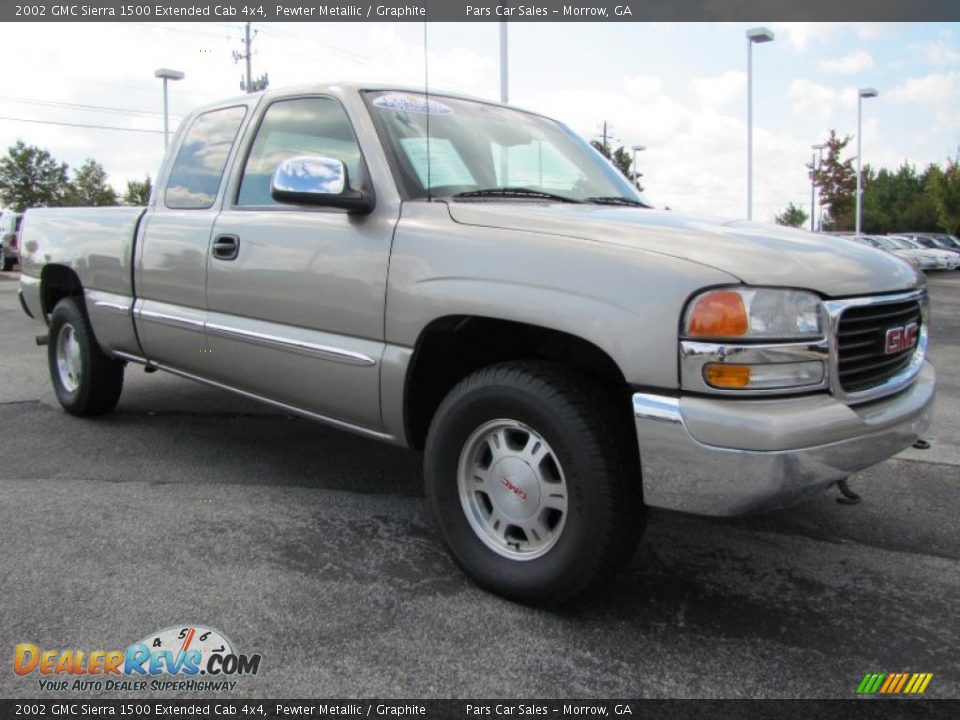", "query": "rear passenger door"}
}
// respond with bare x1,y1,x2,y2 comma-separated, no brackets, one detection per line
204,94,395,431
135,105,248,374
